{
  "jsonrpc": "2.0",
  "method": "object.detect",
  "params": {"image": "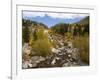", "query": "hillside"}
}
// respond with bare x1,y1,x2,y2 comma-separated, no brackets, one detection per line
22,19,48,29
51,16,89,35
78,16,89,25
51,23,70,35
